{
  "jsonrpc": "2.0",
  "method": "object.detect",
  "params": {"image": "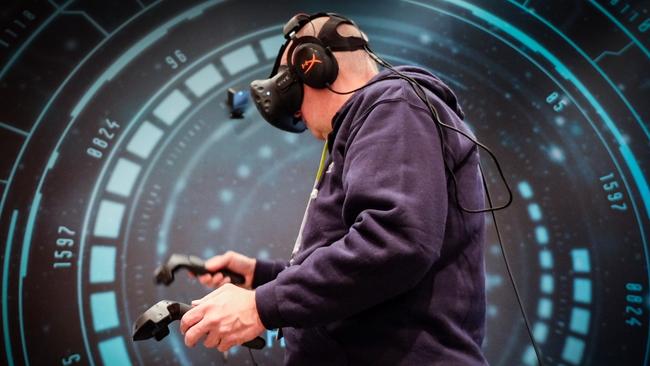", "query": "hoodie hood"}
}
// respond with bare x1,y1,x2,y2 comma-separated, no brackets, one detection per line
389,65,465,120
328,65,467,153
